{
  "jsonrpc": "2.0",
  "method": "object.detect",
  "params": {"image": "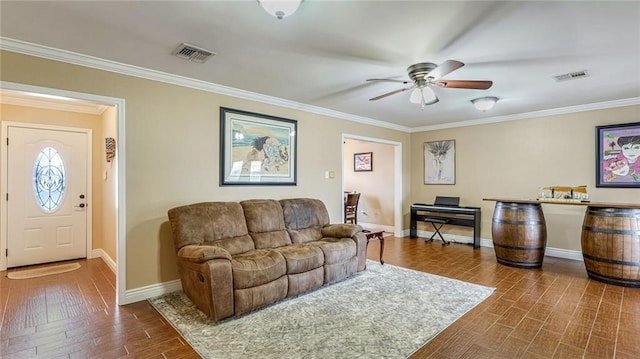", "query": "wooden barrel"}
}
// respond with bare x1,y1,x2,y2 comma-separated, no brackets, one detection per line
492,202,547,268
581,207,640,287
